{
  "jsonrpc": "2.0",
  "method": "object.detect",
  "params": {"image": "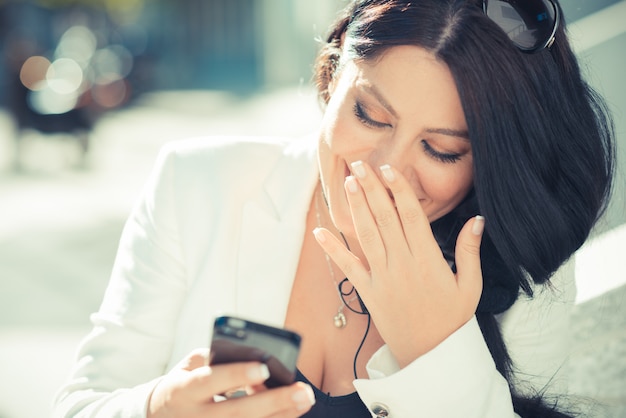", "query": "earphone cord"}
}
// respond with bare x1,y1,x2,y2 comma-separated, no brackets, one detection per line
339,277,371,380
330,197,372,381
354,310,371,380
